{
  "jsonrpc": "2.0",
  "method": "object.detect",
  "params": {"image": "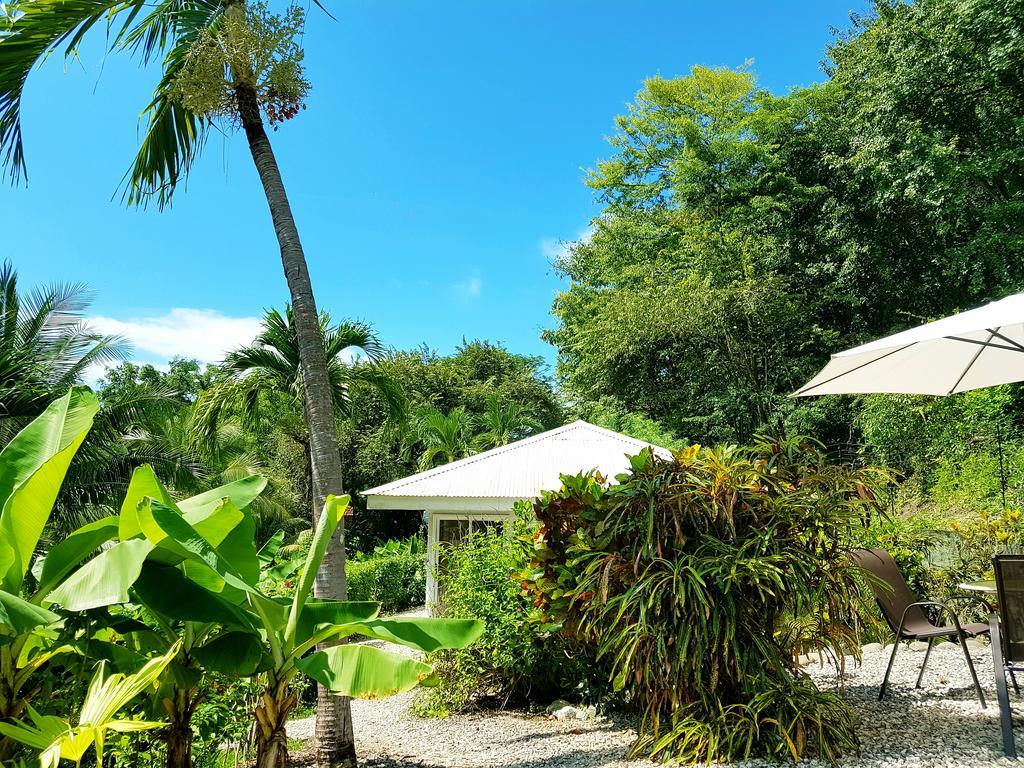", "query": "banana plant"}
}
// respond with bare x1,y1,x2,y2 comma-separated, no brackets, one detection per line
0,388,100,761
0,641,180,768
132,493,483,768
46,464,268,768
